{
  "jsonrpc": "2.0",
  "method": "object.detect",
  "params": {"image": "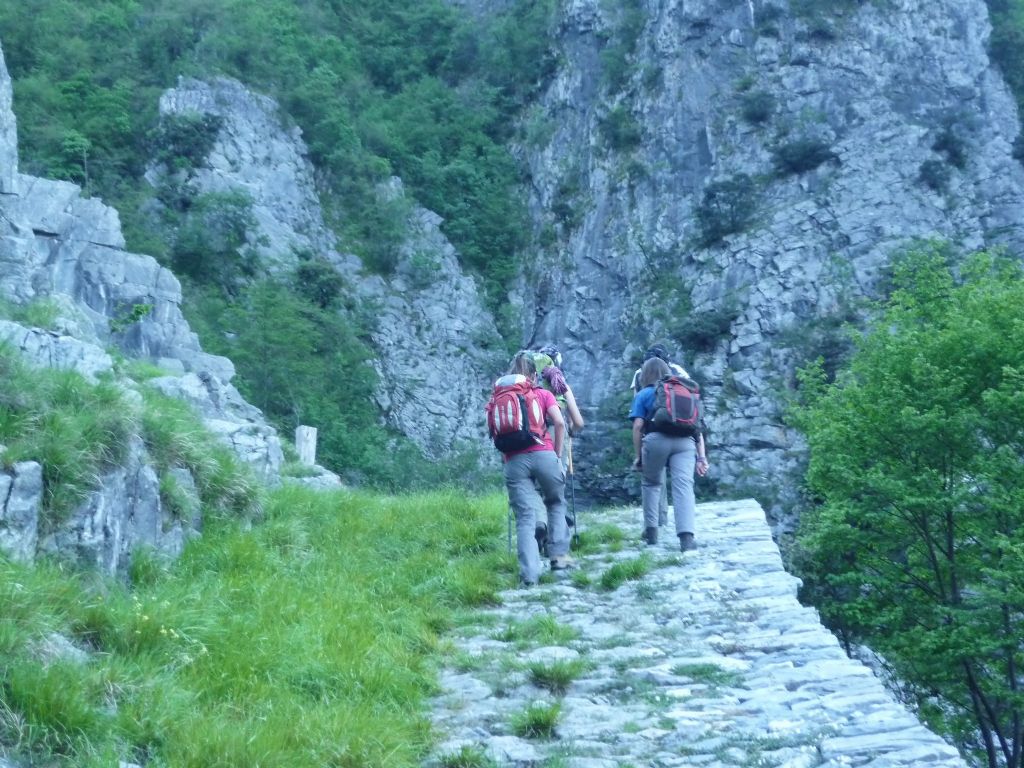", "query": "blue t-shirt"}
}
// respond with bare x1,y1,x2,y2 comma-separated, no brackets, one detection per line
628,386,655,421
